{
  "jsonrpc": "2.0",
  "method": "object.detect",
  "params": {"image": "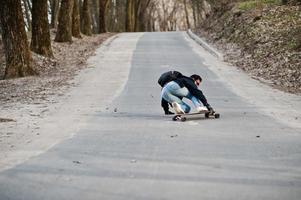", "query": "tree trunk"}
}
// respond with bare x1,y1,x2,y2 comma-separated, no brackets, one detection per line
183,0,191,29
115,0,126,32
31,0,53,57
146,3,156,32
23,0,32,31
99,0,109,33
136,12,145,32
108,0,117,32
72,0,82,38
81,0,92,35
191,0,197,29
134,0,141,32
196,0,201,24
91,0,99,33
126,0,134,32
55,0,74,42
0,0,36,79
50,0,60,29
135,0,151,32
